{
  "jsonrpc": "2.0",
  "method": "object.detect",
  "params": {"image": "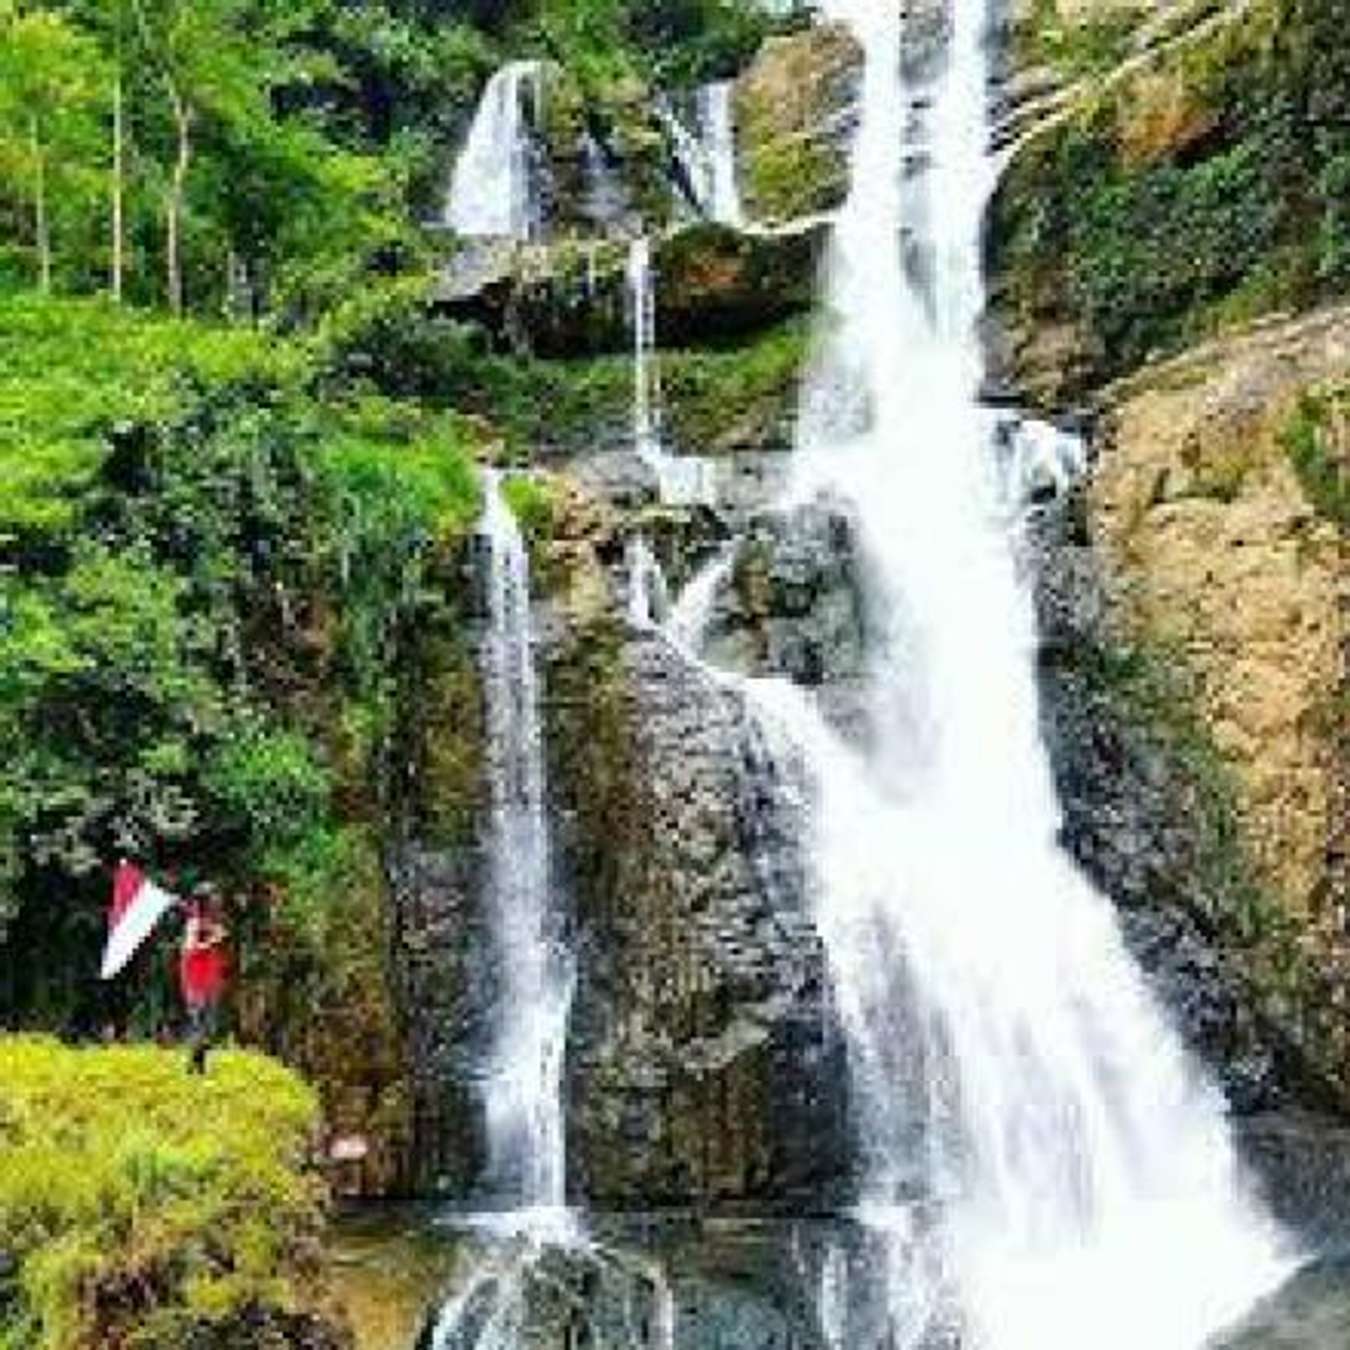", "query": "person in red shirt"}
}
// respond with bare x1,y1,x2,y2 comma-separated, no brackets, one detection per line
180,889,228,1074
